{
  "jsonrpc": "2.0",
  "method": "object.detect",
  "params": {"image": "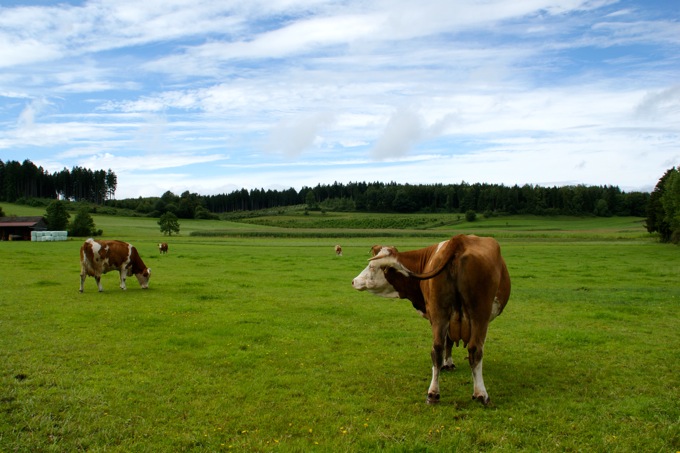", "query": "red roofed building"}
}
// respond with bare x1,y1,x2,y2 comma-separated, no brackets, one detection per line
0,216,47,241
